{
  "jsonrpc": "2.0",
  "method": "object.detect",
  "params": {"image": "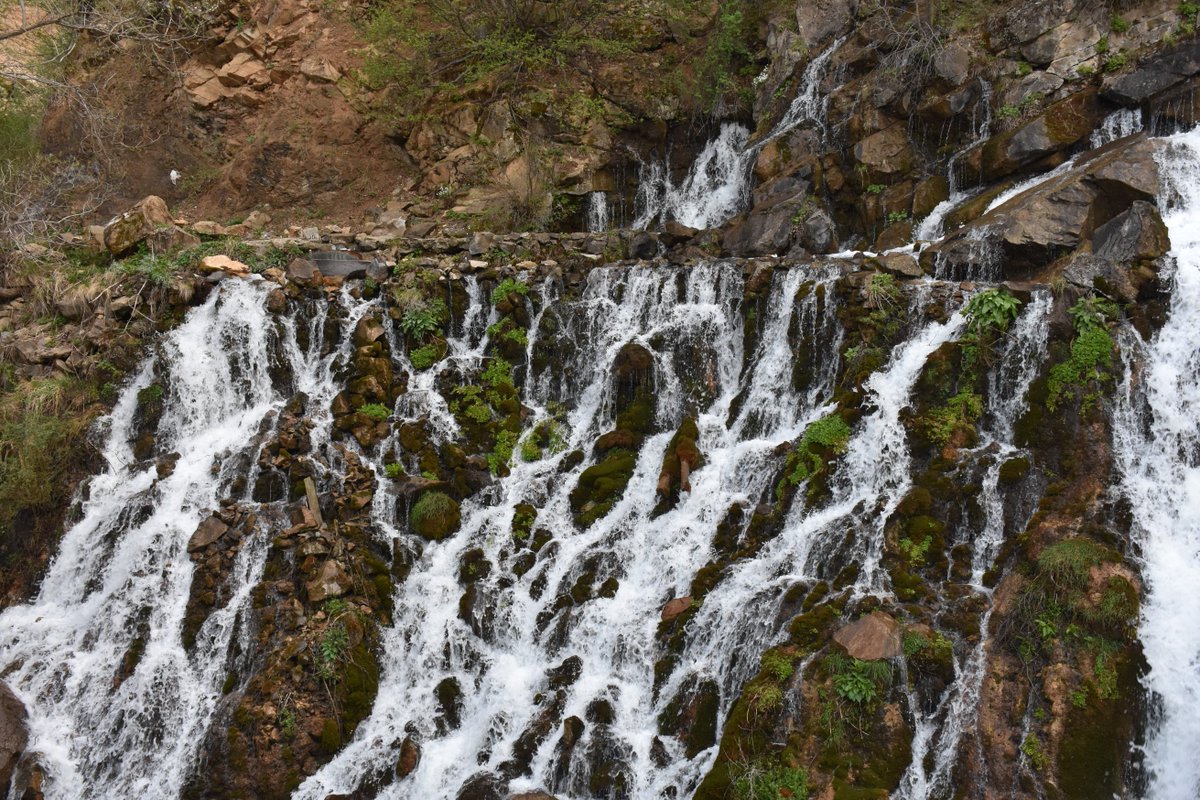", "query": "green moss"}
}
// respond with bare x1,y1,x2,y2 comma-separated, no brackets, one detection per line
410,491,461,540
569,449,637,527
998,456,1029,483
1047,327,1113,412
779,413,852,501
318,718,342,754
358,402,391,422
